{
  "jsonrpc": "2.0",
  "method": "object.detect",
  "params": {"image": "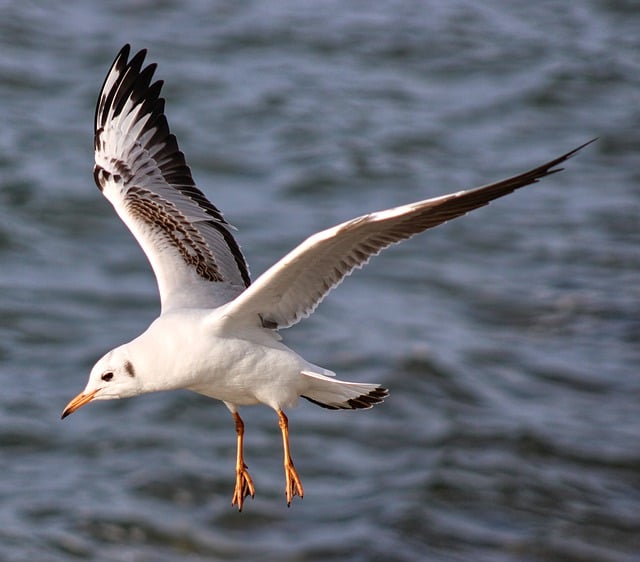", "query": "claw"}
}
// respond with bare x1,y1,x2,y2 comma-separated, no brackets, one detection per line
231,462,255,511
283,461,304,506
